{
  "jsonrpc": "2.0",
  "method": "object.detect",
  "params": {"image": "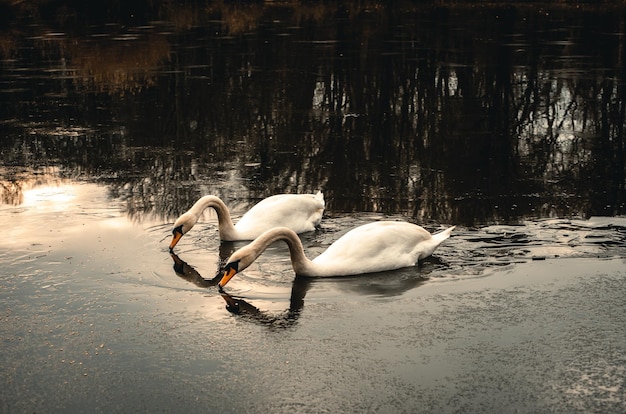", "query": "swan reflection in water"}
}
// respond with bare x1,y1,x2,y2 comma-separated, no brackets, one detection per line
169,251,311,327
169,251,433,328
170,252,222,288
169,242,237,288
219,276,312,328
